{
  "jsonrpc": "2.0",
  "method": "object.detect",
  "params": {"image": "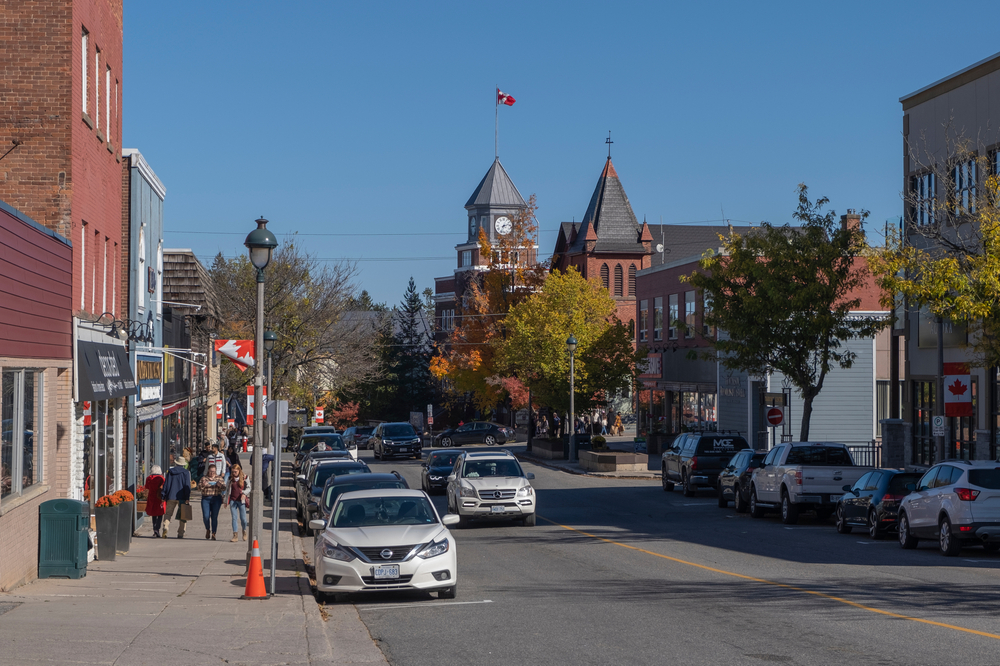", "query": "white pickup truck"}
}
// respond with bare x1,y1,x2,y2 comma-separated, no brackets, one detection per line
749,442,873,525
